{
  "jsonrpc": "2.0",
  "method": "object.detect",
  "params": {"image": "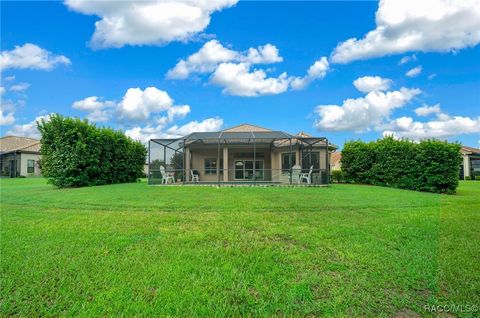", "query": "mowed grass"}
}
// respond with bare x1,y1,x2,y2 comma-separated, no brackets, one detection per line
1,179,479,317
